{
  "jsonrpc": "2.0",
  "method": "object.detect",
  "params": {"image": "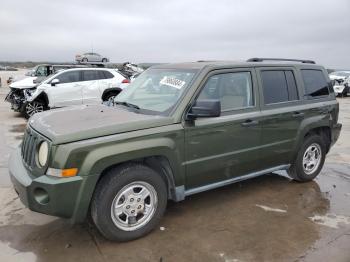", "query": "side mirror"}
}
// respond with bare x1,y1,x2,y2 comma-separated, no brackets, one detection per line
187,99,221,120
51,79,60,86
